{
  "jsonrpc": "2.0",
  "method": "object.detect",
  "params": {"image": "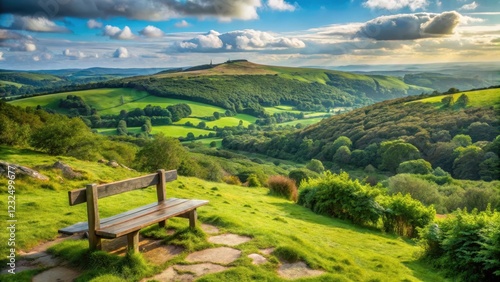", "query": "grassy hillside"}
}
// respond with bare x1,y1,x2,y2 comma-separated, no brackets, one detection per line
0,146,446,281
411,88,500,109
